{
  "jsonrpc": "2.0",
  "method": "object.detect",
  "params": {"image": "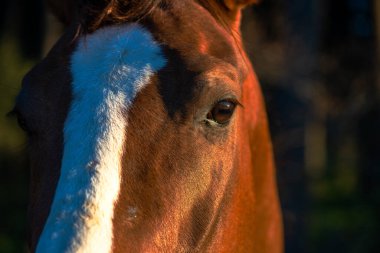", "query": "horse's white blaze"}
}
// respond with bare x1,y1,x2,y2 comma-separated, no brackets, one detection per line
36,24,166,253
